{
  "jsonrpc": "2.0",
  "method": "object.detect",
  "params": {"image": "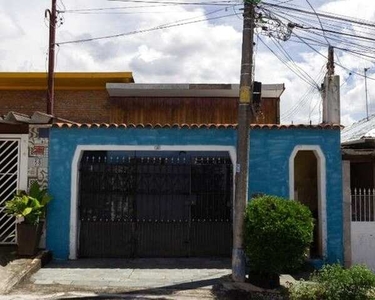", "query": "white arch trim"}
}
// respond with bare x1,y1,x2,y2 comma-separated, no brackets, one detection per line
69,145,236,259
289,145,327,259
